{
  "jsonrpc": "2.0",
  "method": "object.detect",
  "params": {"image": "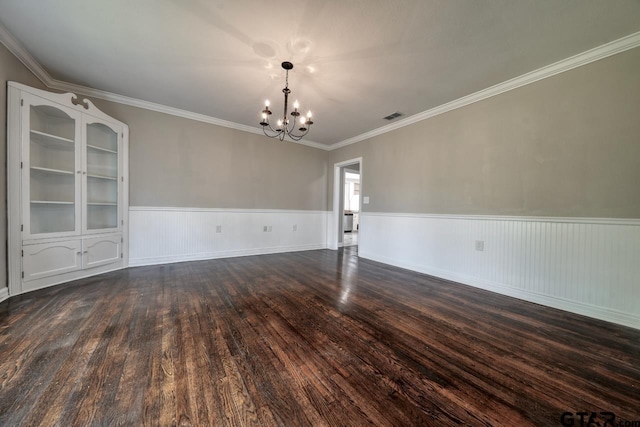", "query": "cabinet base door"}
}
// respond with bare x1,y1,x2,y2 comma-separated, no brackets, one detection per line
23,240,82,282
82,235,121,269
